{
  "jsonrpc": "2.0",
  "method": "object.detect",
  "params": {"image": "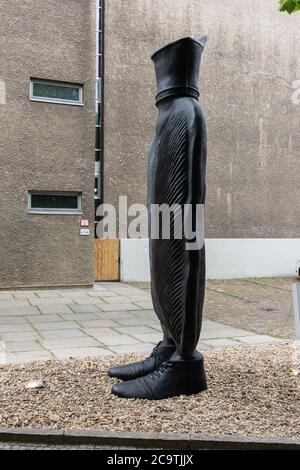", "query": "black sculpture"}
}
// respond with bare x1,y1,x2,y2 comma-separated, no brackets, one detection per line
109,36,208,399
